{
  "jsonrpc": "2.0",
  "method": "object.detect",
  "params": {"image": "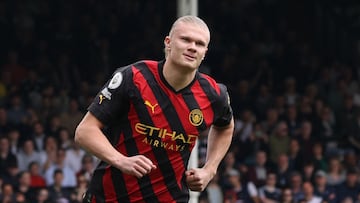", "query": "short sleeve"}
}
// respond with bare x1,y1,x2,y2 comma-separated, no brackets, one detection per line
213,84,233,127
88,66,131,124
